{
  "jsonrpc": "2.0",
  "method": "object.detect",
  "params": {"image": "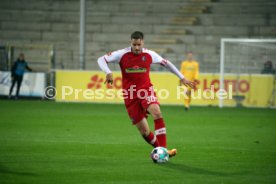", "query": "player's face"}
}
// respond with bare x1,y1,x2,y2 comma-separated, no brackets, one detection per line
131,39,144,55
187,53,193,60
